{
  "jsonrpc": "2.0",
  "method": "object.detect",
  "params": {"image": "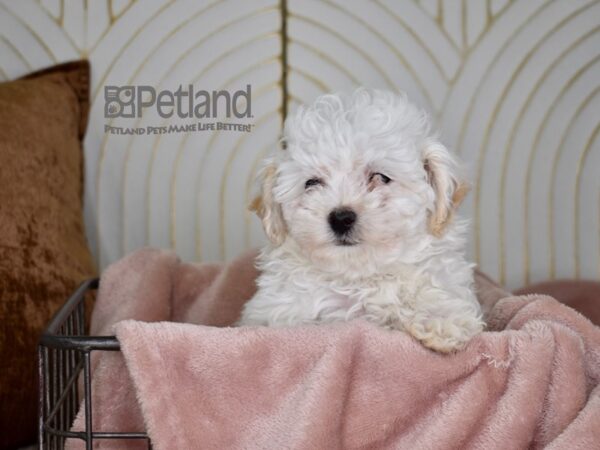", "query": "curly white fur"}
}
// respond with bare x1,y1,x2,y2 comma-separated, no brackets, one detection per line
239,89,484,353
